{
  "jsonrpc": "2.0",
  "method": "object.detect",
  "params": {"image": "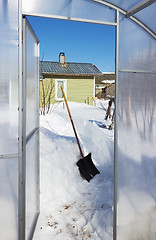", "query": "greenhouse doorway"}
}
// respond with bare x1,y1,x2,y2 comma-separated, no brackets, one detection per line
24,15,116,240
